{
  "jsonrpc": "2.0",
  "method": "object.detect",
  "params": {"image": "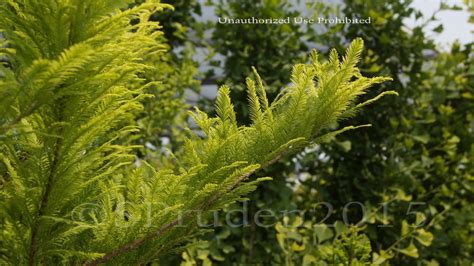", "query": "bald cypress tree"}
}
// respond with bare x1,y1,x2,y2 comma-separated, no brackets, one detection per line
0,0,395,264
